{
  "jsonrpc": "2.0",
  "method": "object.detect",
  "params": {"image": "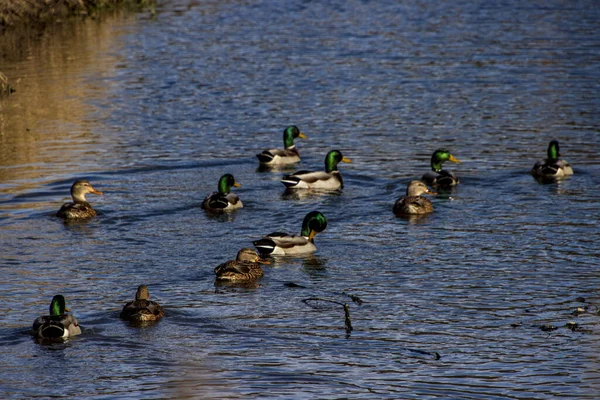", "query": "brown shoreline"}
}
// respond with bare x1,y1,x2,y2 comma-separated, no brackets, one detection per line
0,0,155,96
